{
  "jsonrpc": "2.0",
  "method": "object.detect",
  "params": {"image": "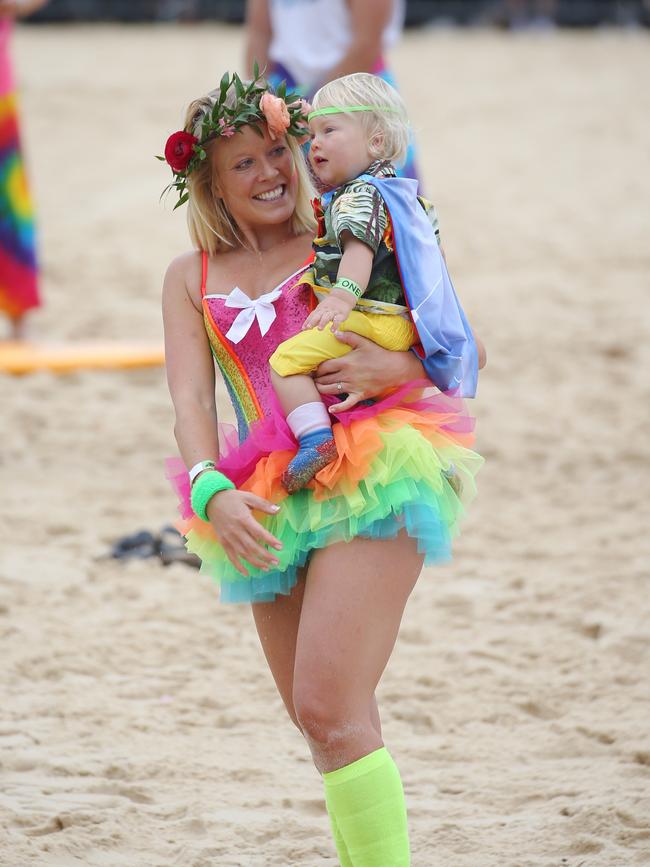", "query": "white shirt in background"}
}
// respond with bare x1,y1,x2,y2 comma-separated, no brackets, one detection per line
268,0,405,90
